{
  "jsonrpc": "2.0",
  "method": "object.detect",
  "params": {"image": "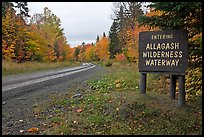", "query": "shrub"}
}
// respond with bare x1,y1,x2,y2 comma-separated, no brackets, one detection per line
104,60,112,67
185,67,202,102
115,54,127,63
